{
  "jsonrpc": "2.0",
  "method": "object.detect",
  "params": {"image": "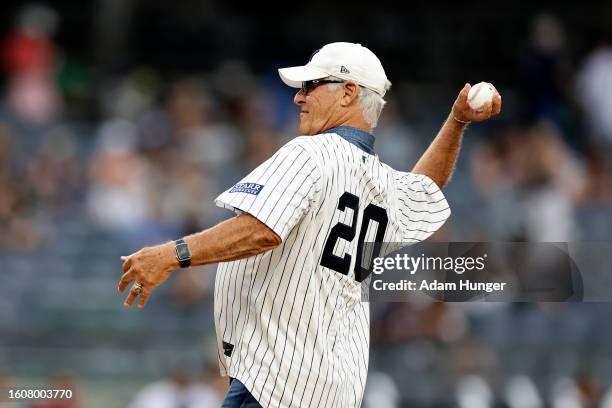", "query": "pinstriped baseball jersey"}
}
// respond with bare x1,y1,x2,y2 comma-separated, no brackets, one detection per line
214,126,451,408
